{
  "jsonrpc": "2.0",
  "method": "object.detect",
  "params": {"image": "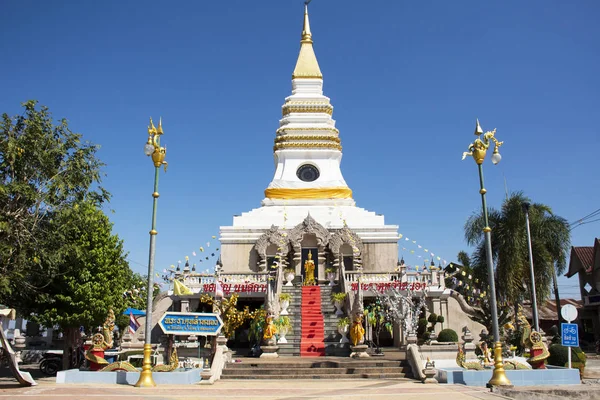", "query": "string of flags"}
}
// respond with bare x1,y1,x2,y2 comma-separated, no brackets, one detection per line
397,233,450,271
161,234,222,284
